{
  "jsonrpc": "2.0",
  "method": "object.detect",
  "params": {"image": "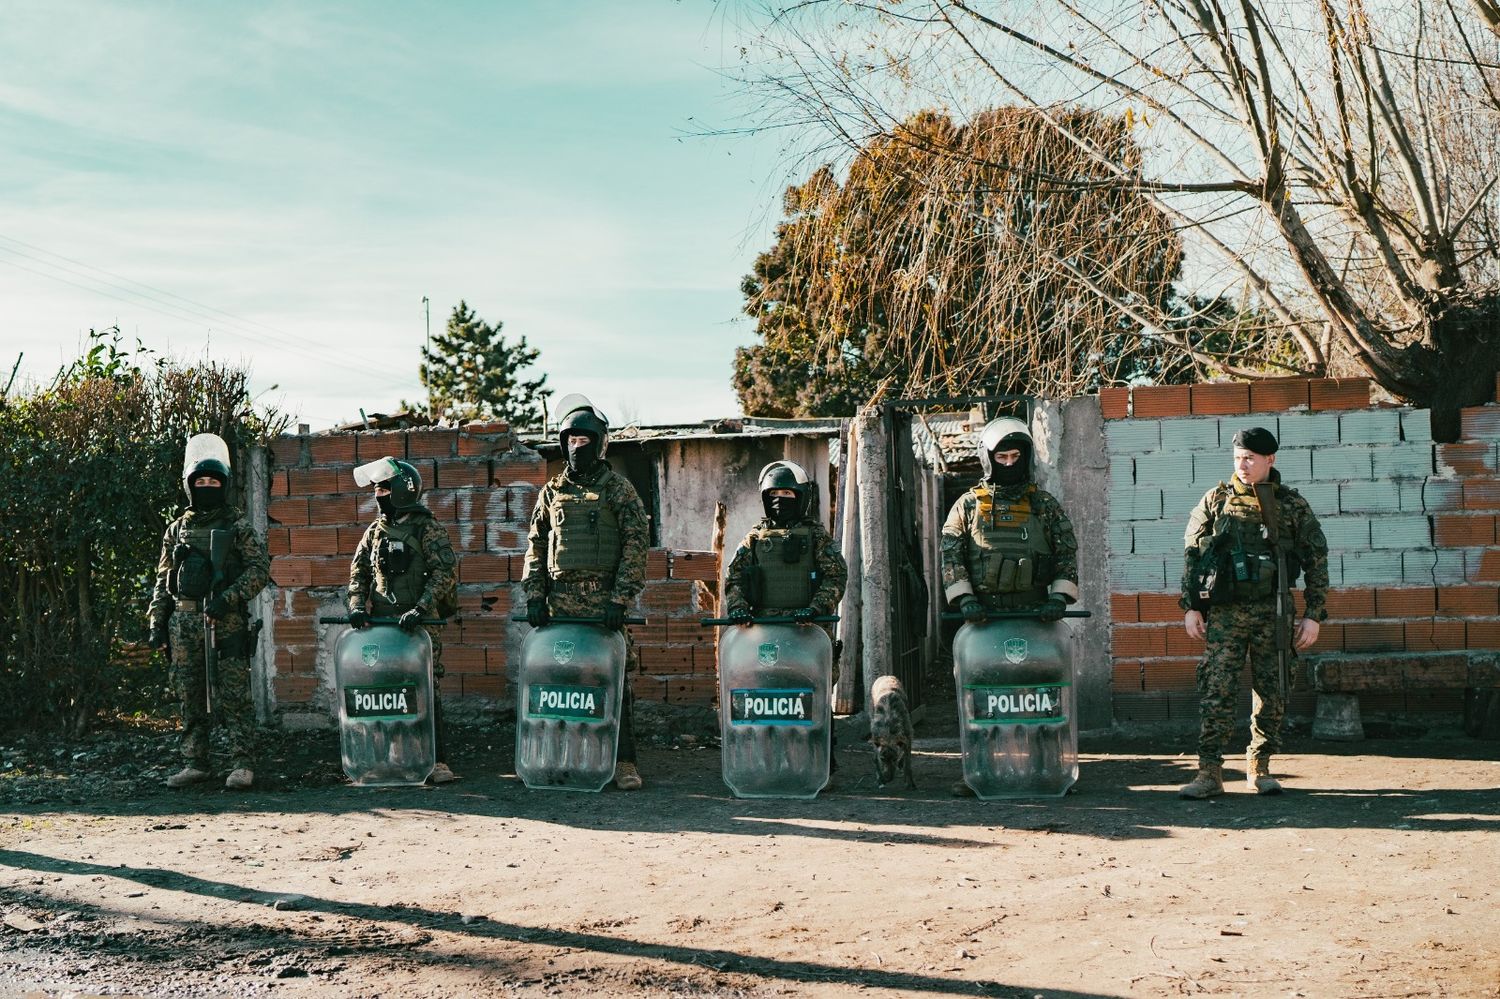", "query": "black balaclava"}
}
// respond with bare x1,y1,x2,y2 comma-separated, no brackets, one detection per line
767,493,800,526
988,437,1031,487
376,491,396,519
189,477,225,511
185,458,230,512
566,431,602,476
